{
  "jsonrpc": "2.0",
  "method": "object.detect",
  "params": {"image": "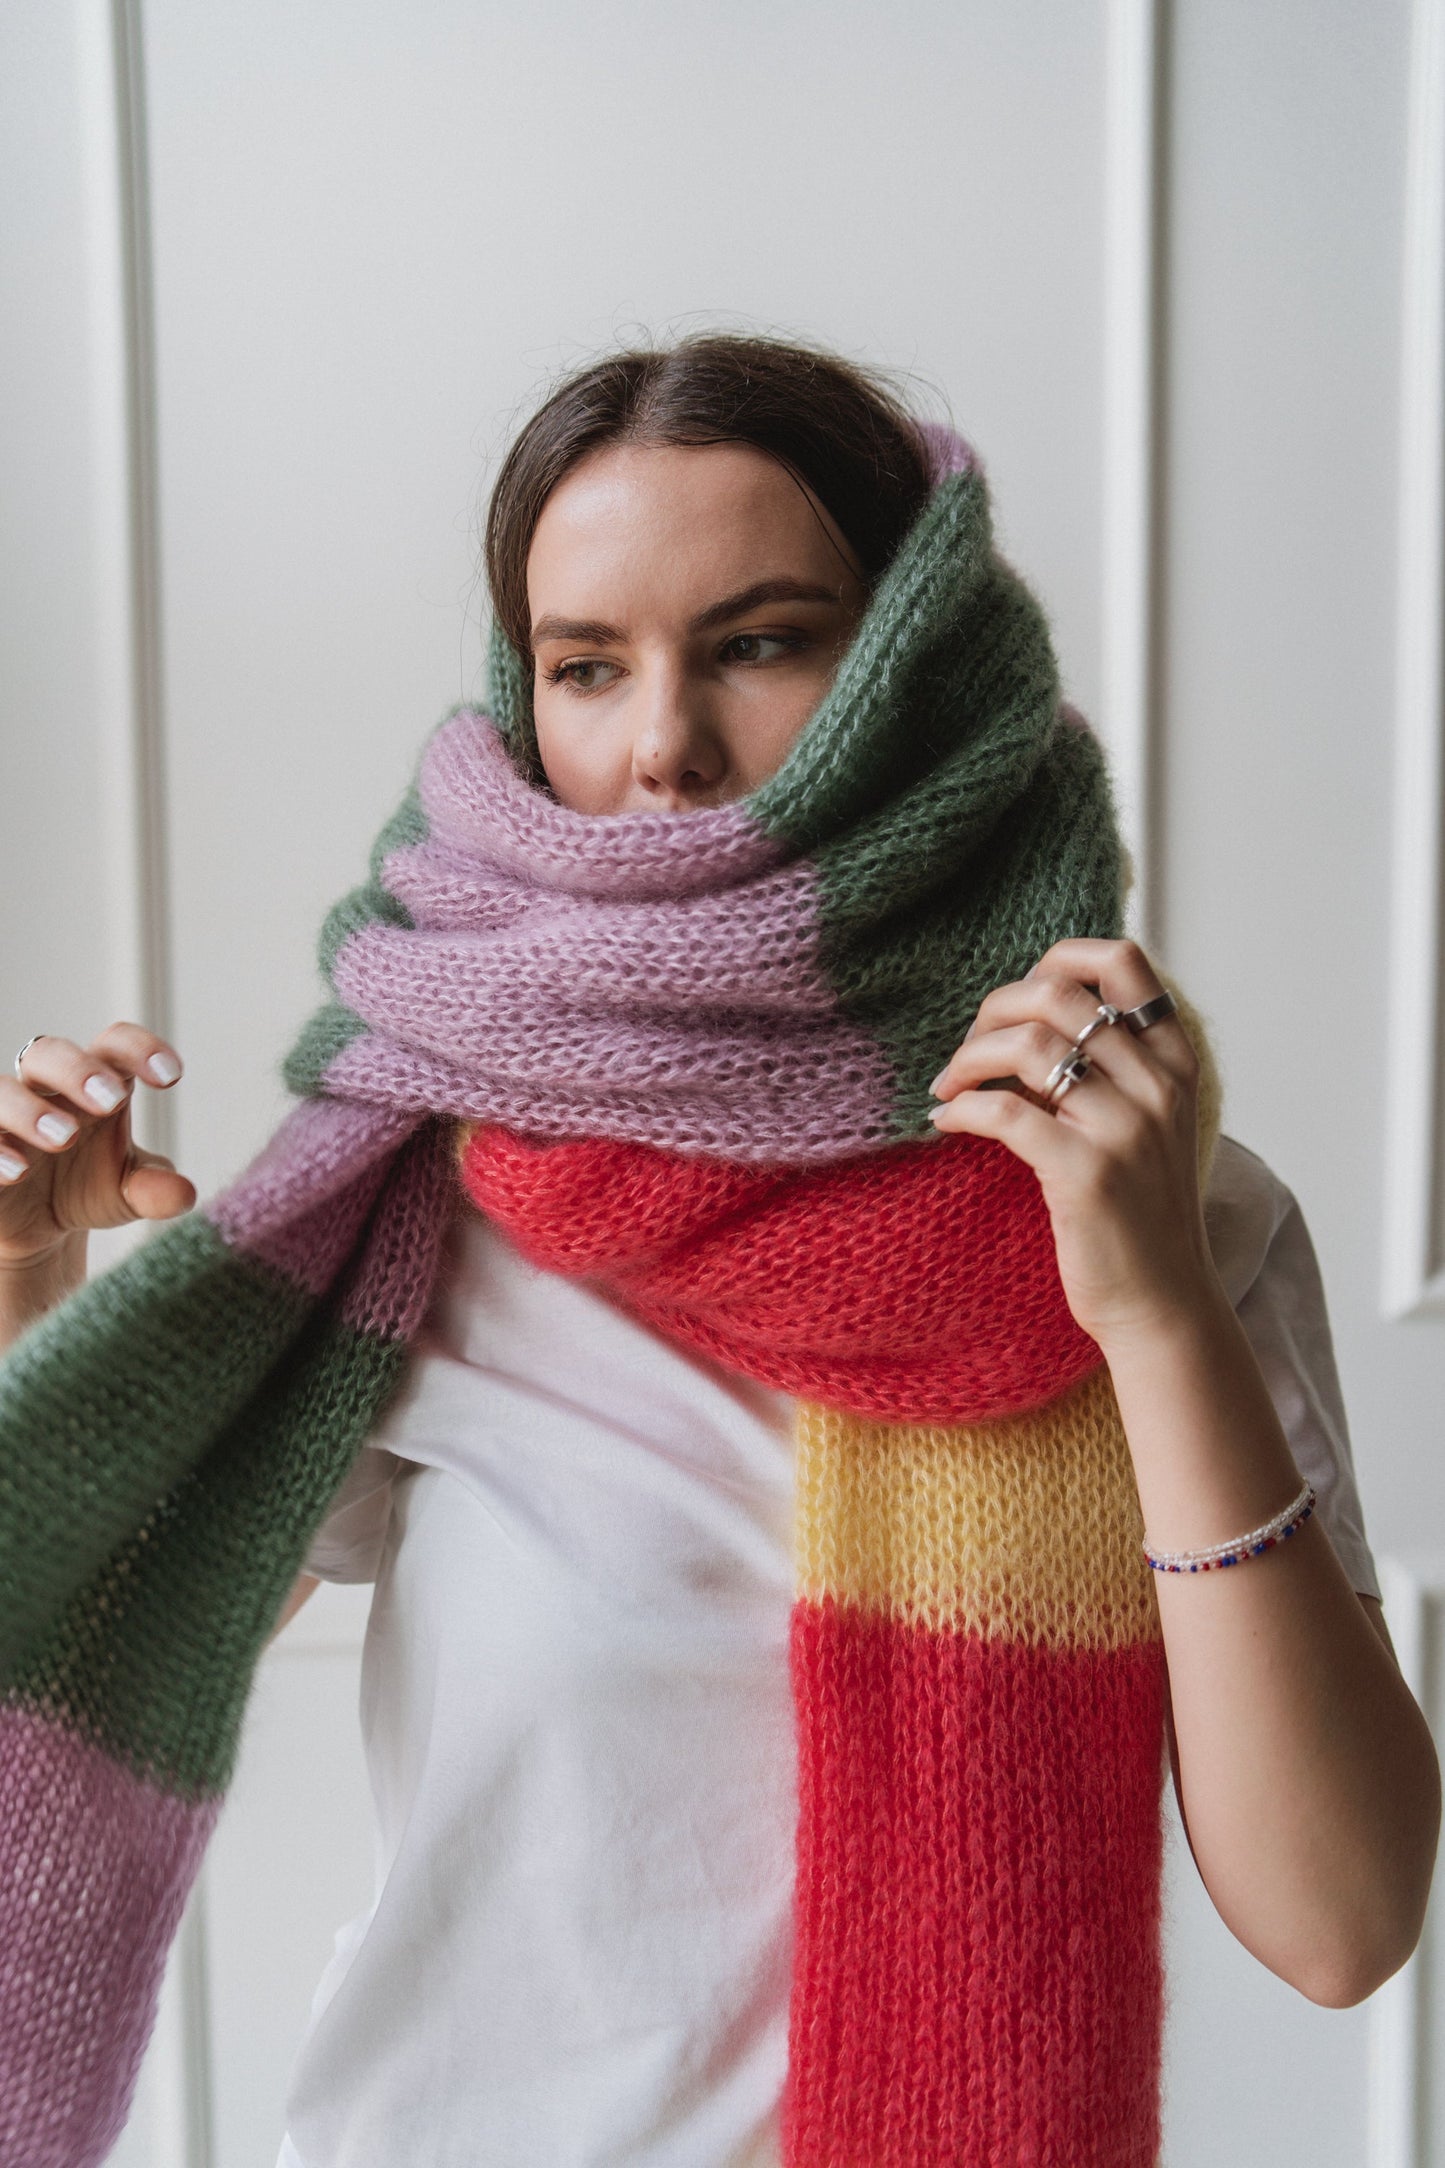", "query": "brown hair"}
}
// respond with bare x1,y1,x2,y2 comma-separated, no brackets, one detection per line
484,333,934,658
